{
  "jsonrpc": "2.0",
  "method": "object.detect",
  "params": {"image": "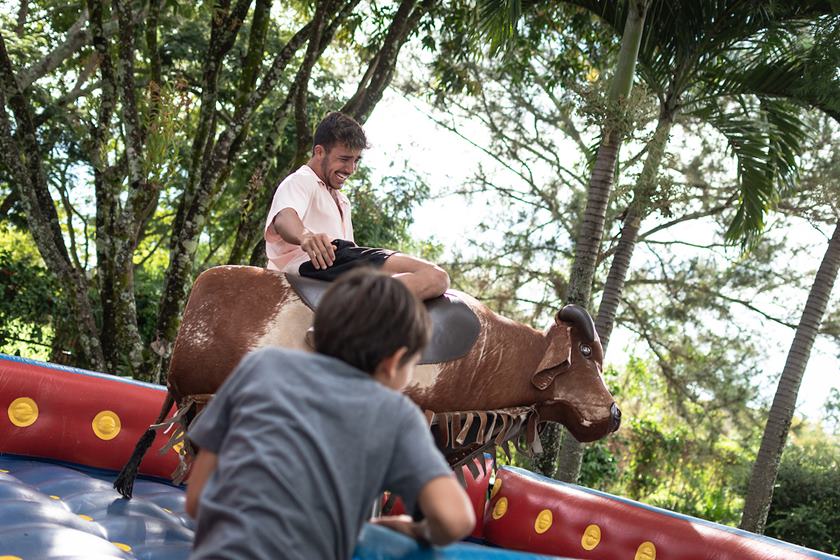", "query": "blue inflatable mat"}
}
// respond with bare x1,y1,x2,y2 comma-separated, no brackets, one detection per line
354,524,567,559
0,455,565,560
0,455,193,559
